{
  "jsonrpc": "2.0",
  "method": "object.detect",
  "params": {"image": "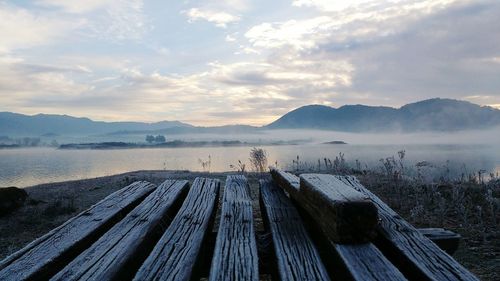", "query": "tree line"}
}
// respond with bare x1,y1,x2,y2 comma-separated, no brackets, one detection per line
145,135,166,144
